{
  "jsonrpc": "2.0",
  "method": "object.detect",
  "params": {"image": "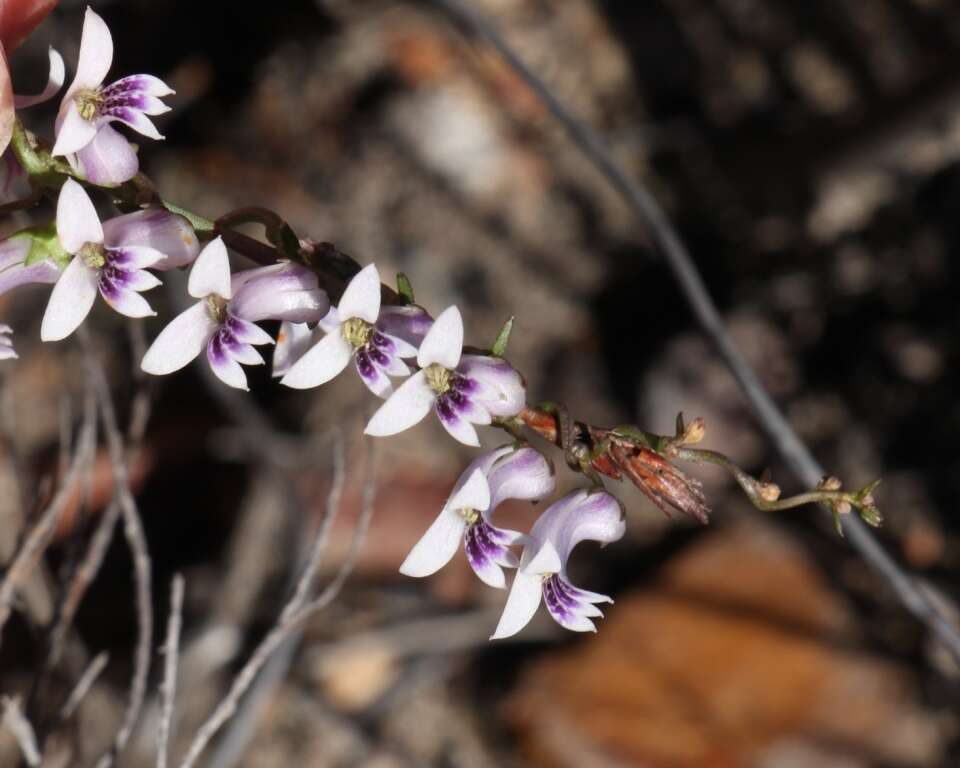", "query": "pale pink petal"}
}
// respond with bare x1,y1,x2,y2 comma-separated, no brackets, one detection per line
69,8,113,95
52,100,98,156
228,343,264,367
379,331,418,359
364,370,434,437
446,467,490,512
416,305,463,369
110,109,162,140
100,284,155,318
56,178,102,252
398,506,467,578
337,263,380,323
207,349,249,391
40,257,98,341
188,237,231,299
491,569,543,640
13,47,64,108
120,270,161,292
140,301,216,375
436,408,480,447
279,330,352,389
72,124,138,184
